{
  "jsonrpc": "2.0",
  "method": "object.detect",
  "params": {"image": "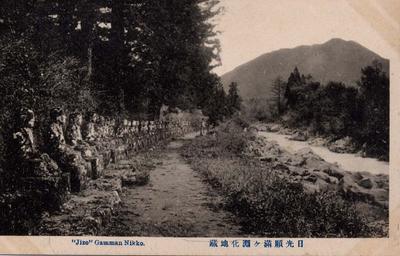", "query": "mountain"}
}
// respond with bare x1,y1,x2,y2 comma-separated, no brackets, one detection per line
221,38,389,99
